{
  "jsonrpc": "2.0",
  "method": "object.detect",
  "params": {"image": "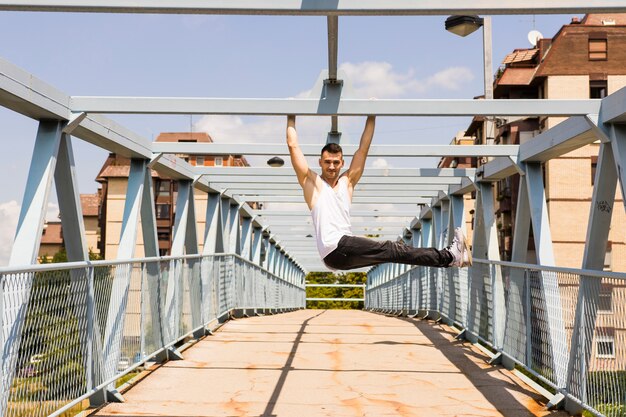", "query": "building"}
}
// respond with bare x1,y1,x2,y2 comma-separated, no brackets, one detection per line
38,193,101,261
462,14,626,270
96,132,249,258
458,13,626,370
